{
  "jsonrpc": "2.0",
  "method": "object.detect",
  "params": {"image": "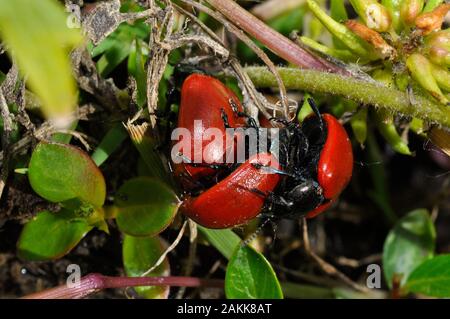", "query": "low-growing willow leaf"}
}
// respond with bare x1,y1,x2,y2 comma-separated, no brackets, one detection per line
405,254,450,297
225,245,283,299
0,0,81,120
123,235,170,299
115,177,179,237
382,209,435,289
28,142,106,207
18,210,92,261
